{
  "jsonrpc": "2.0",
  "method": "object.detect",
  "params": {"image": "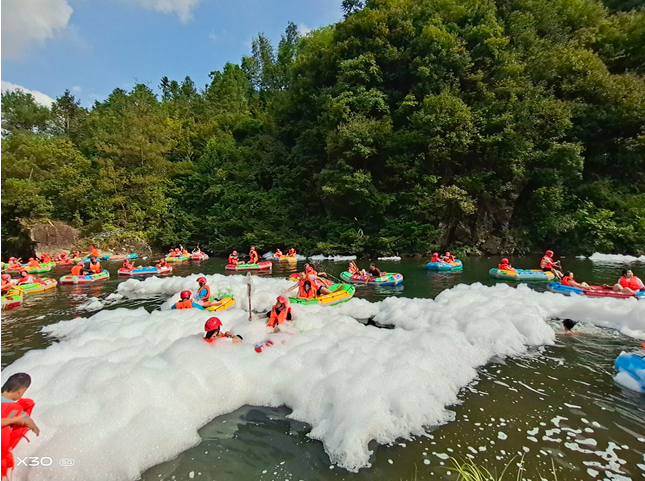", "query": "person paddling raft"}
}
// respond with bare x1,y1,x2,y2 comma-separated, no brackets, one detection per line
1,373,40,480
498,258,515,272
203,317,242,343
249,247,259,264
228,250,239,265
540,250,563,279
1,275,12,294
171,290,205,310
610,269,644,295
